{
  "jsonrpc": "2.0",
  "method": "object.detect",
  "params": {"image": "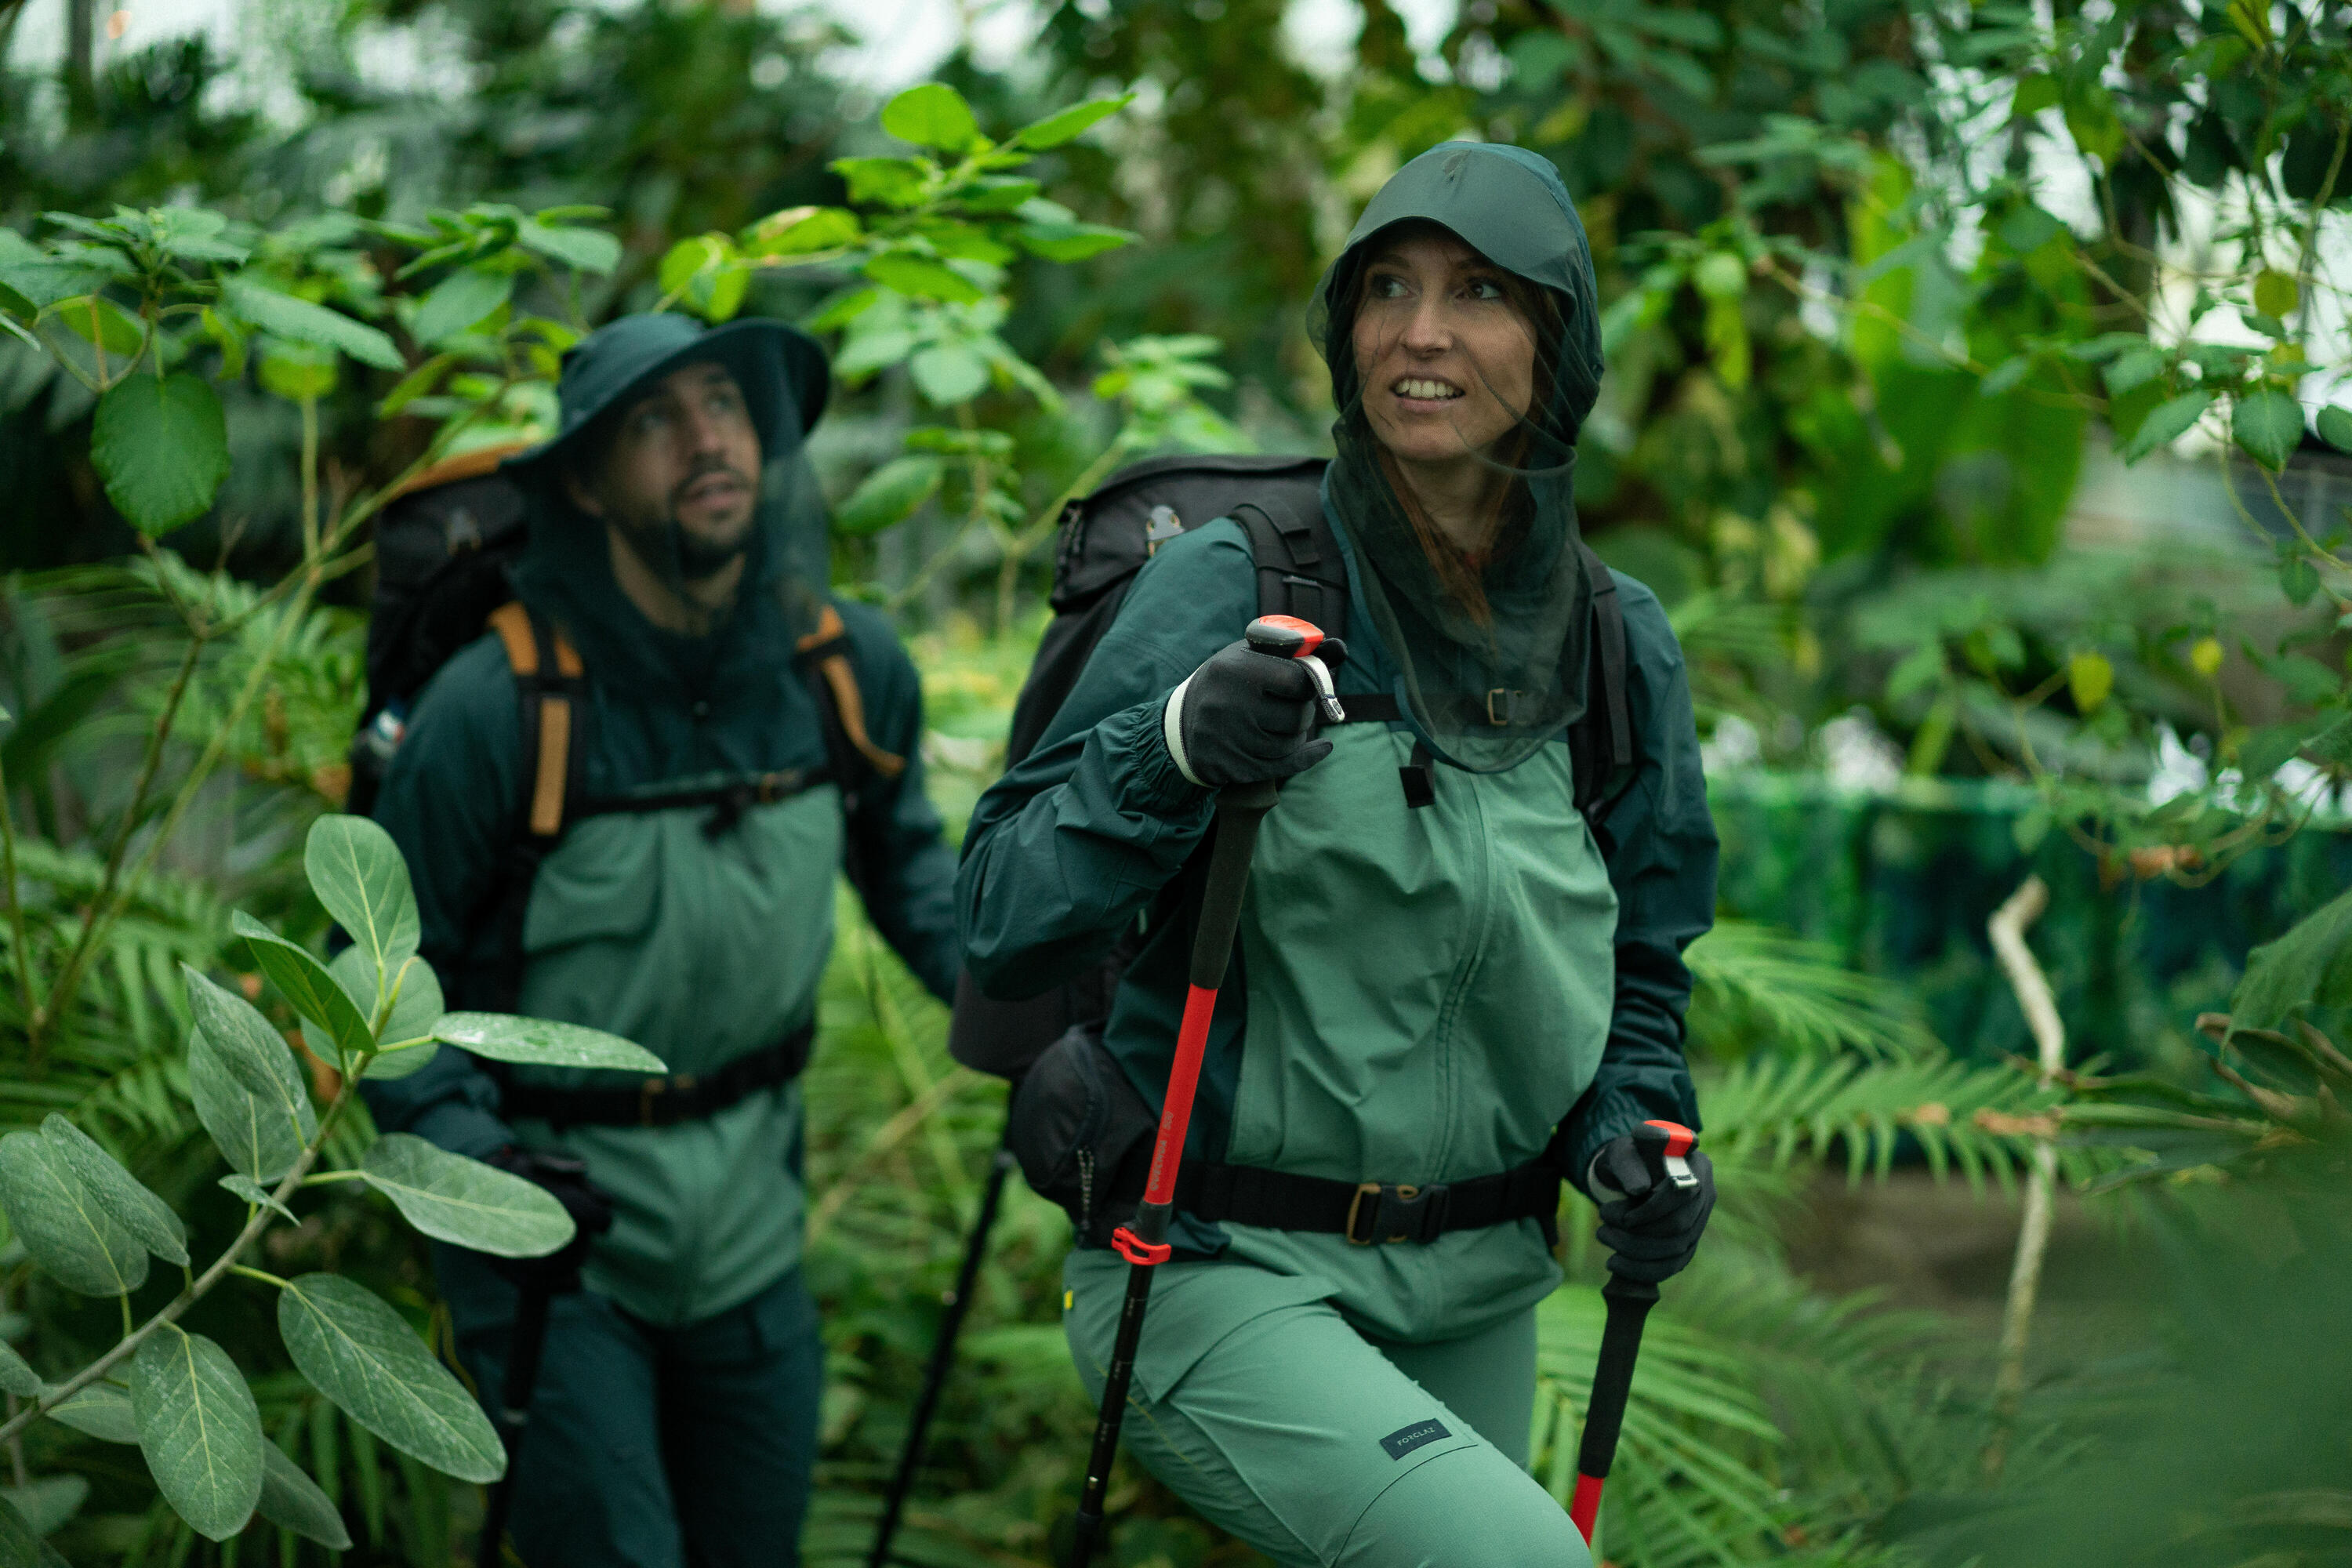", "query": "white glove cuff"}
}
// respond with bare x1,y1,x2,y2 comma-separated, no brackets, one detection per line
1163,676,1204,788
1587,1151,1623,1200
